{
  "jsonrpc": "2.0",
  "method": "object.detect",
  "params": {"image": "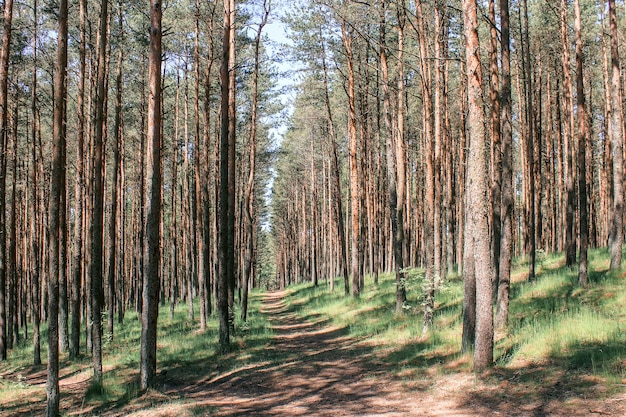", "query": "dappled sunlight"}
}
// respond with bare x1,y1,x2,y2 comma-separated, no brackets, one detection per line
150,291,424,416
